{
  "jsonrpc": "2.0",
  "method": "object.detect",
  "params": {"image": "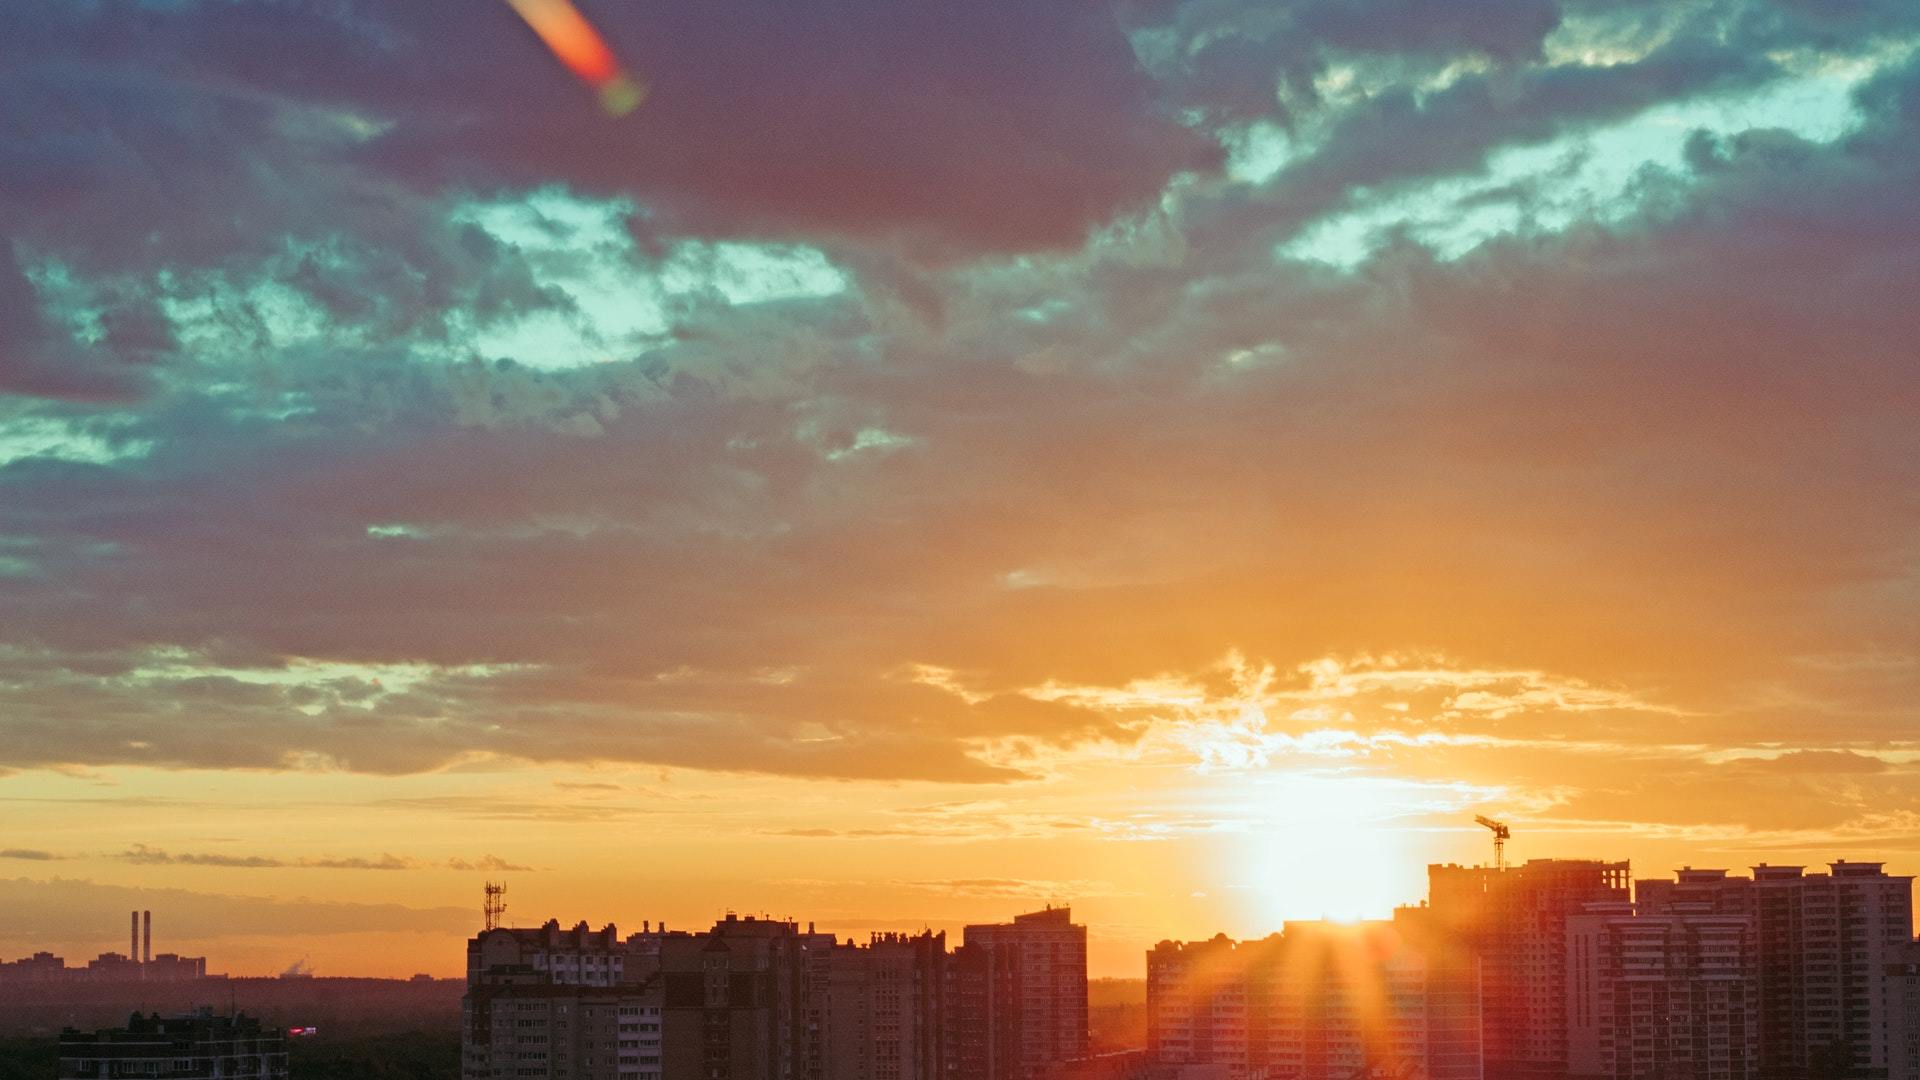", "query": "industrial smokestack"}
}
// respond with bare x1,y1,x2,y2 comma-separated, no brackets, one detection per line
130,911,138,961
142,911,151,964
